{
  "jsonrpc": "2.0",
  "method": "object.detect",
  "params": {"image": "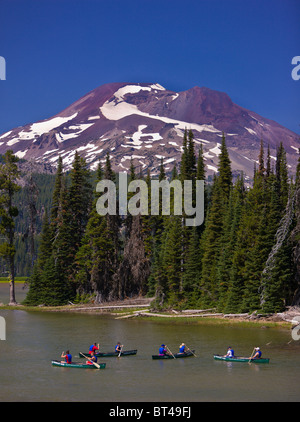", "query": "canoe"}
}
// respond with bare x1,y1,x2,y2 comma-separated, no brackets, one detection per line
79,349,137,358
51,360,106,369
213,355,270,363
152,350,195,359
